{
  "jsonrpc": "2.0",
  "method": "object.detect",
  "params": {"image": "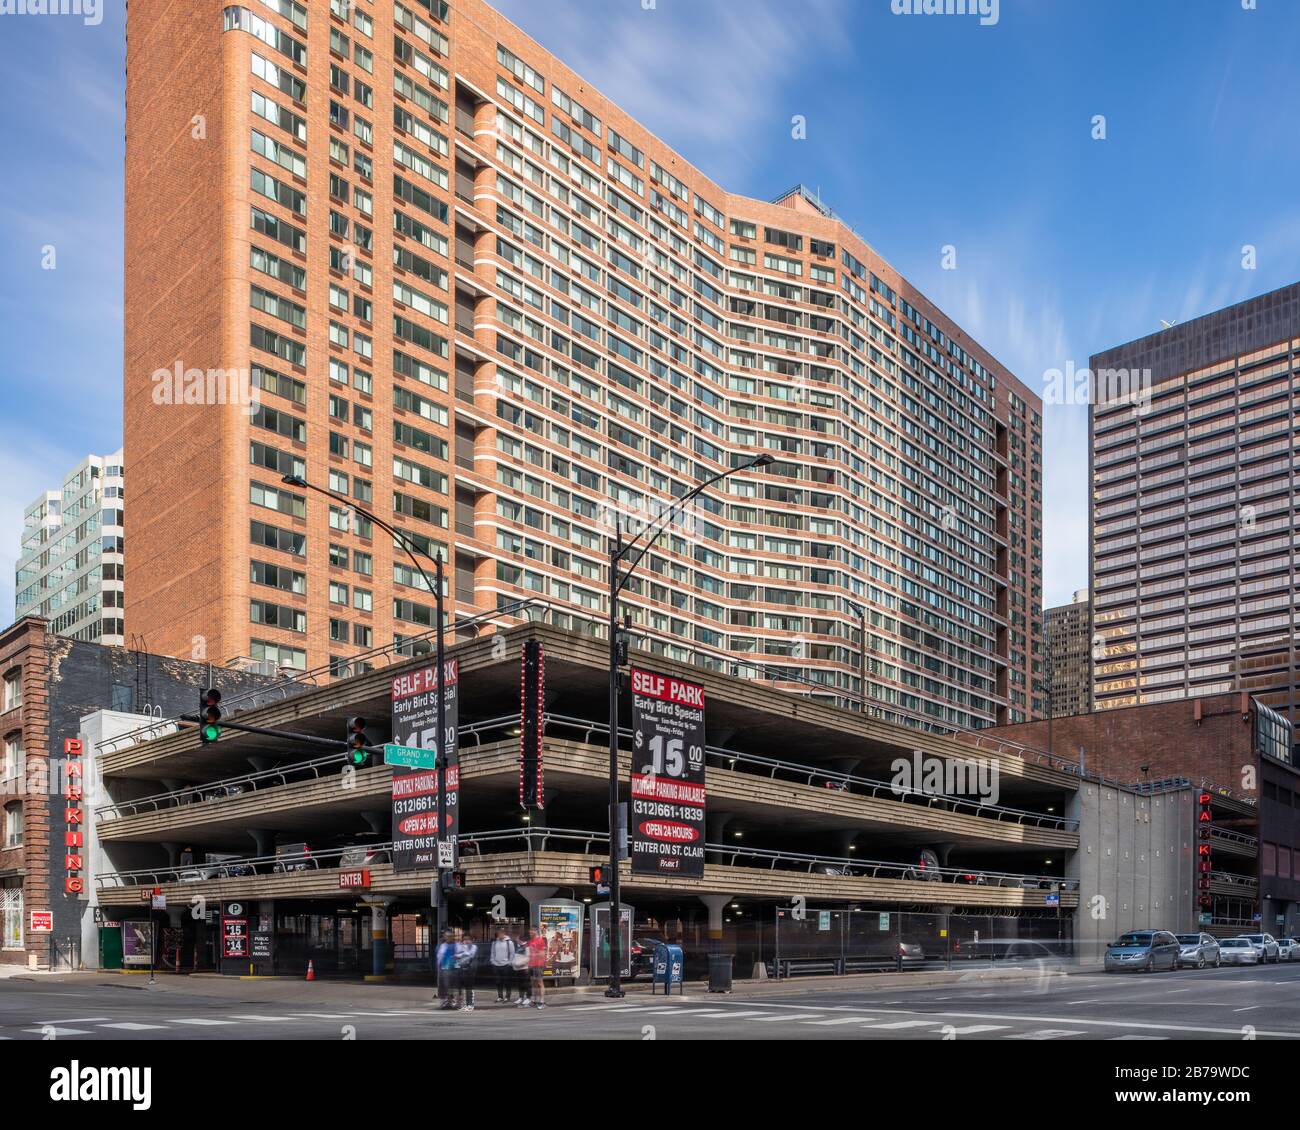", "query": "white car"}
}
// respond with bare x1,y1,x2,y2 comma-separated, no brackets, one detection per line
1237,933,1281,963
1277,937,1297,961
1217,938,1260,966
